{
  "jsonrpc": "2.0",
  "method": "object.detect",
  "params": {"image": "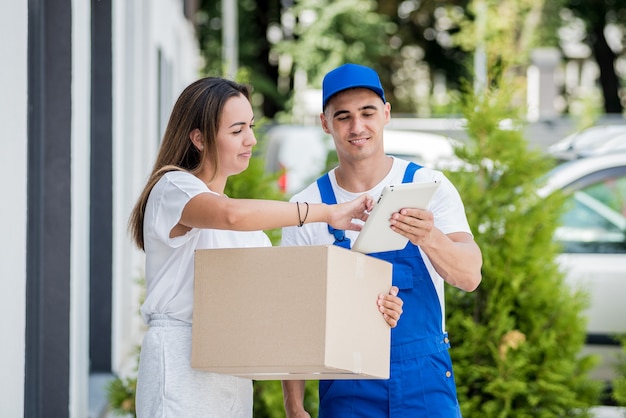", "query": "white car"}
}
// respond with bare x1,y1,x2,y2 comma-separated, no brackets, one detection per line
543,152,626,381
548,125,626,161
